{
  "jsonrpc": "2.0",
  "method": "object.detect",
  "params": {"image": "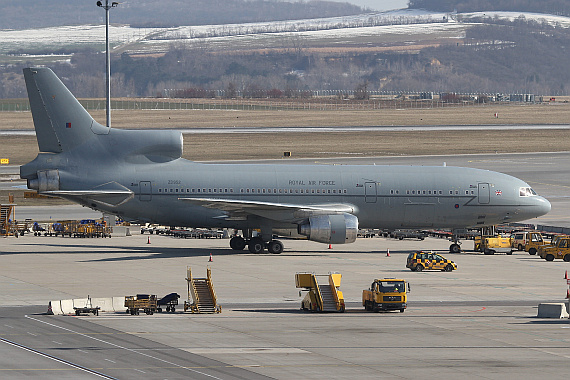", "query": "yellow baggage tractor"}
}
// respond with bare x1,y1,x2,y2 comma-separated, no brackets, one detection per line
124,294,157,315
